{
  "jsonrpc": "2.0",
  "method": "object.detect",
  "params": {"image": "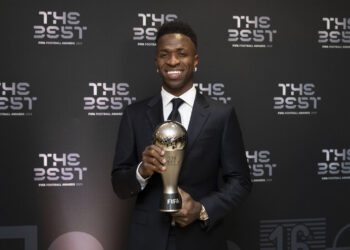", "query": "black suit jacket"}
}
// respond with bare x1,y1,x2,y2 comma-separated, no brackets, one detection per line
112,91,252,250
